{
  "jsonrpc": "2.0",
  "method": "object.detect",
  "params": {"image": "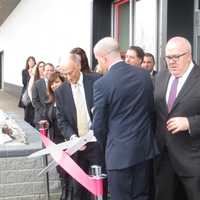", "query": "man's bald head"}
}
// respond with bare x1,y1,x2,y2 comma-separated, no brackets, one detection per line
93,37,121,73
94,37,120,57
59,53,81,84
166,37,192,55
